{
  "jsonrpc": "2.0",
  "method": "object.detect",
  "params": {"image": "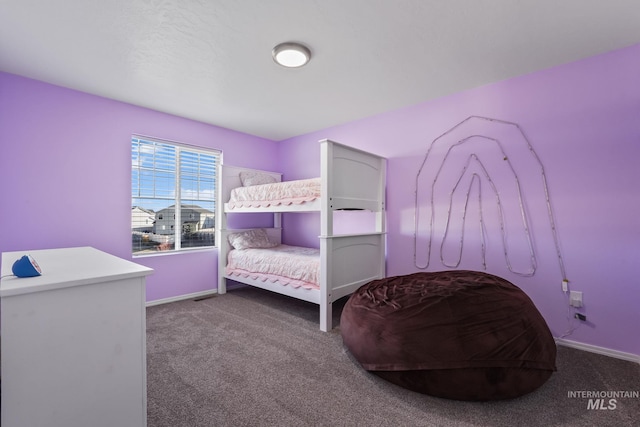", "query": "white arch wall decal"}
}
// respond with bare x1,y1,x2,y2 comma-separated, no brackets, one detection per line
414,116,567,280
438,145,536,275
